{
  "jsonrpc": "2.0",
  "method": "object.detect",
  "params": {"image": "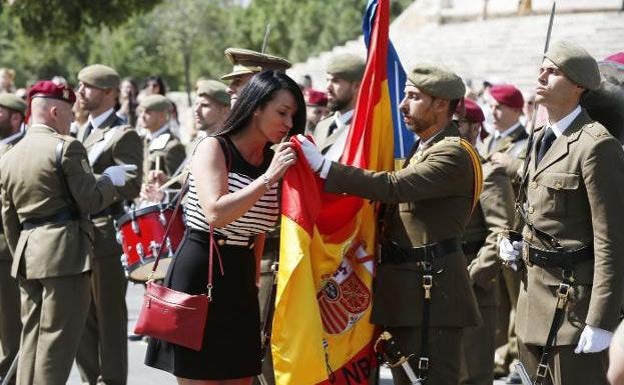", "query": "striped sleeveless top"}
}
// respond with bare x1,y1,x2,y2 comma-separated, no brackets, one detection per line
184,136,279,246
